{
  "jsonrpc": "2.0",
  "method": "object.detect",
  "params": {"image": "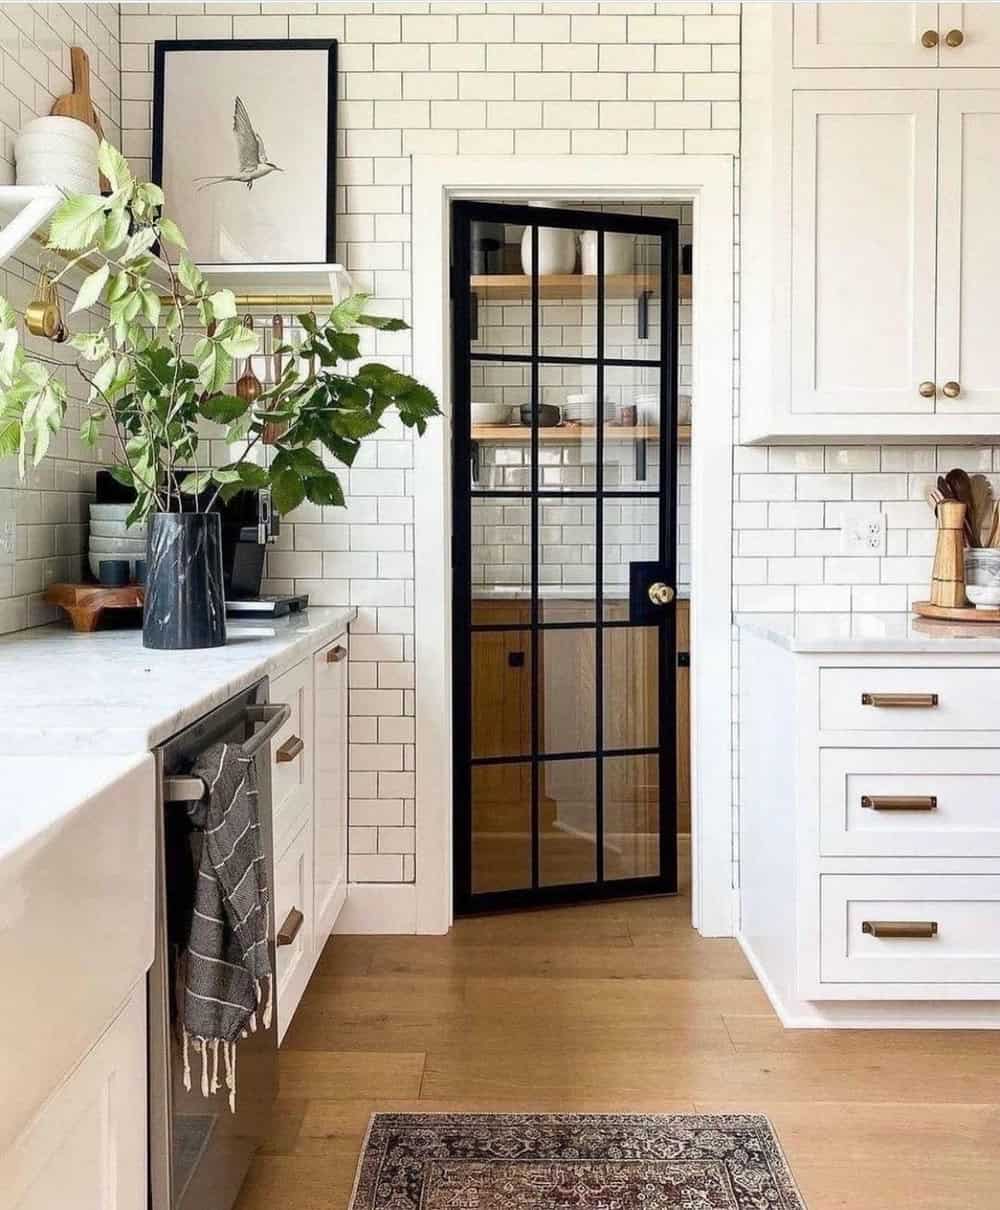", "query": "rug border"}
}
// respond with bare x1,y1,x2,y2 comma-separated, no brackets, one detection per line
344,1111,807,1210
